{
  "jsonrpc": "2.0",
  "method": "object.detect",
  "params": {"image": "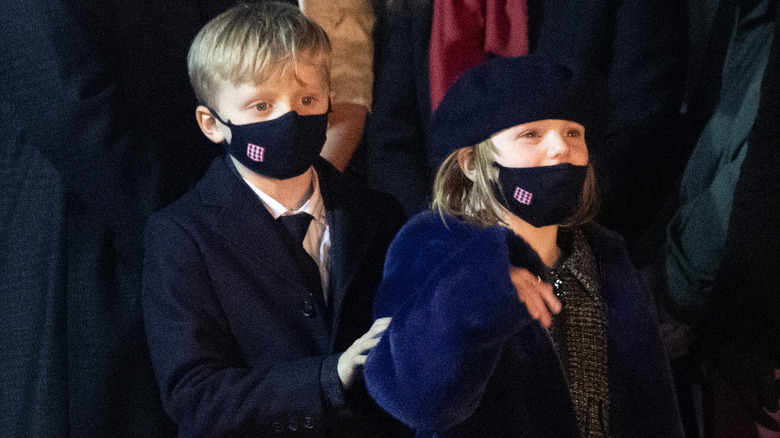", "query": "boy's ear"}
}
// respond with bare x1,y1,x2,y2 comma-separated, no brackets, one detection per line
196,105,227,144
457,148,478,182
